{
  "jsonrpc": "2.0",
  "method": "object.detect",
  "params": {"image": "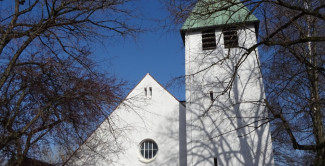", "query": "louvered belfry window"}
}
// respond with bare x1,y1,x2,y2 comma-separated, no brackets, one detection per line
202,29,216,50
223,27,238,48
